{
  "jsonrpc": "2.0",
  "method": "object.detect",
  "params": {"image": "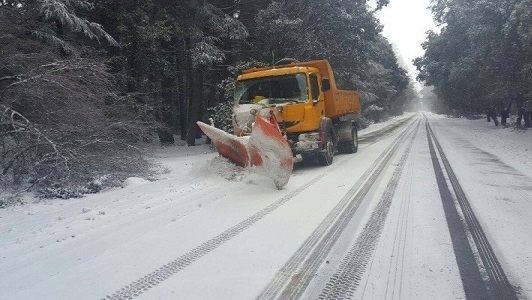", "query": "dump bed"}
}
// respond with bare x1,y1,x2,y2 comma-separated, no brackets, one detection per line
296,60,361,118
325,90,360,118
